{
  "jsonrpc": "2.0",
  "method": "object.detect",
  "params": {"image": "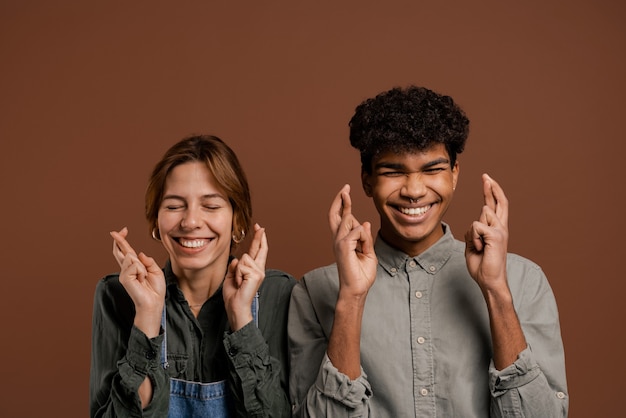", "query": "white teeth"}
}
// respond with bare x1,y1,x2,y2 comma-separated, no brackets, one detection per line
179,239,207,248
400,205,431,216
